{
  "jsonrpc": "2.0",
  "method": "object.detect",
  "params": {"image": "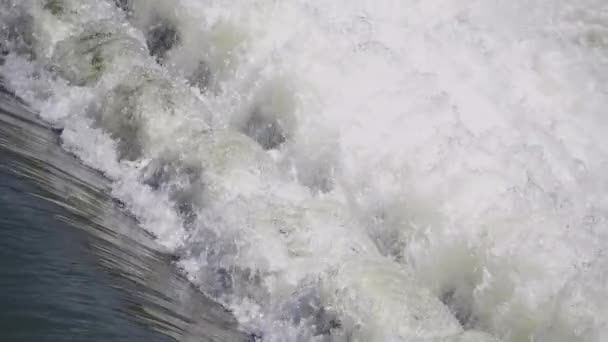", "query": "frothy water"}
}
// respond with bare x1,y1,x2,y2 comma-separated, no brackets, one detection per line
1,0,607,341
0,85,248,341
